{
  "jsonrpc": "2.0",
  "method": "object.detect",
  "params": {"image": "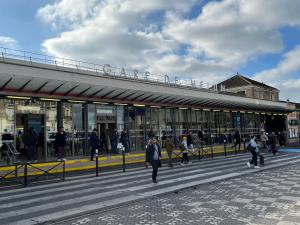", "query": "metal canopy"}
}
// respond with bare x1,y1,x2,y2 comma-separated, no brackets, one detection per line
0,72,292,112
